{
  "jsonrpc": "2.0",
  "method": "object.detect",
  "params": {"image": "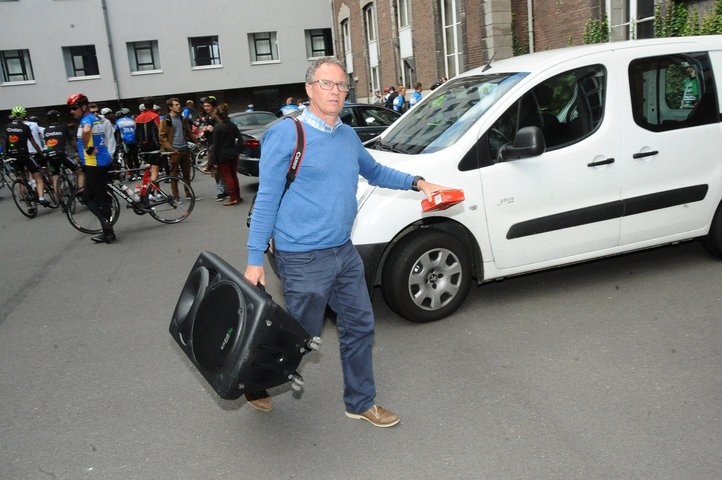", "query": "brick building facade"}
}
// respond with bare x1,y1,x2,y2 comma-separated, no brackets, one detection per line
332,0,717,103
